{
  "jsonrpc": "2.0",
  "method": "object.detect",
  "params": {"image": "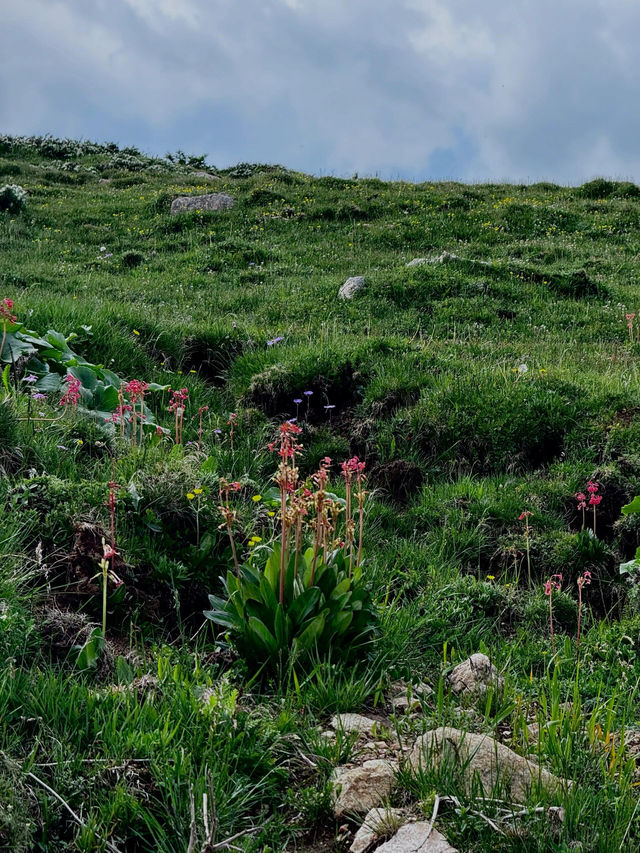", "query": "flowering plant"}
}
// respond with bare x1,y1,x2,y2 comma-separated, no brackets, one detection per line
204,423,377,672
